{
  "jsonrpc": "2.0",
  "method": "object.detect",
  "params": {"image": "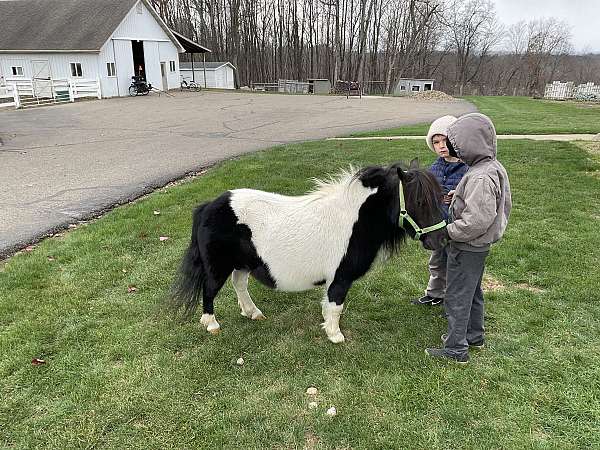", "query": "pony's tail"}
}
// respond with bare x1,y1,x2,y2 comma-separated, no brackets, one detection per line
169,203,208,318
